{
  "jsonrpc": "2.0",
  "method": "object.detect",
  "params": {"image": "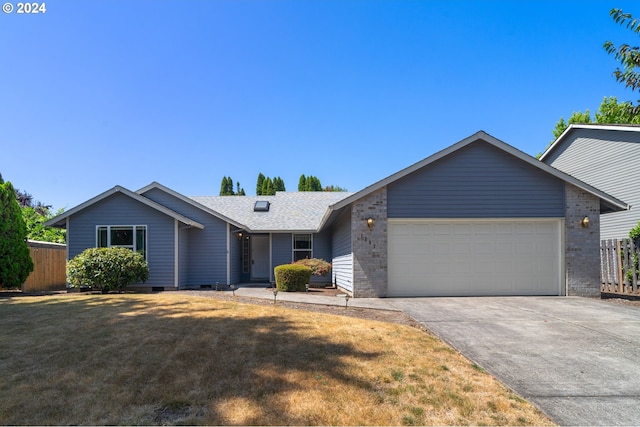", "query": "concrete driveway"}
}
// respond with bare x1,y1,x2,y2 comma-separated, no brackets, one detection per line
390,297,640,426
